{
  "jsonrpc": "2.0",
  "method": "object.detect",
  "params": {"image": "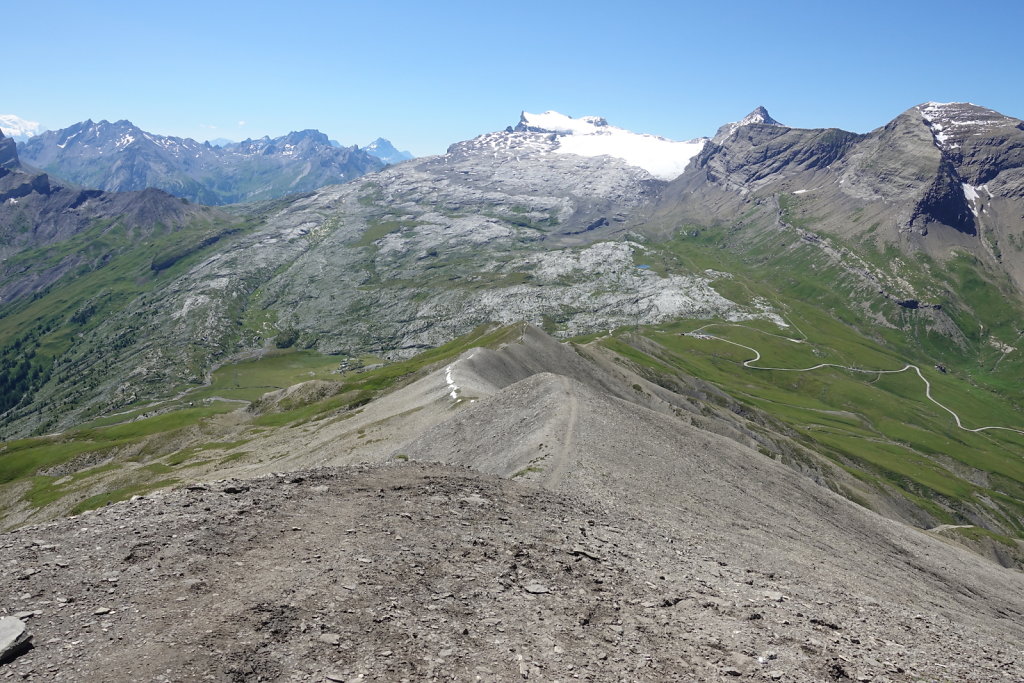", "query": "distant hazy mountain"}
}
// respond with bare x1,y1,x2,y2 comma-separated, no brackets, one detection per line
0,127,227,304
363,137,413,164
18,120,386,204
0,114,45,143
206,137,235,147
